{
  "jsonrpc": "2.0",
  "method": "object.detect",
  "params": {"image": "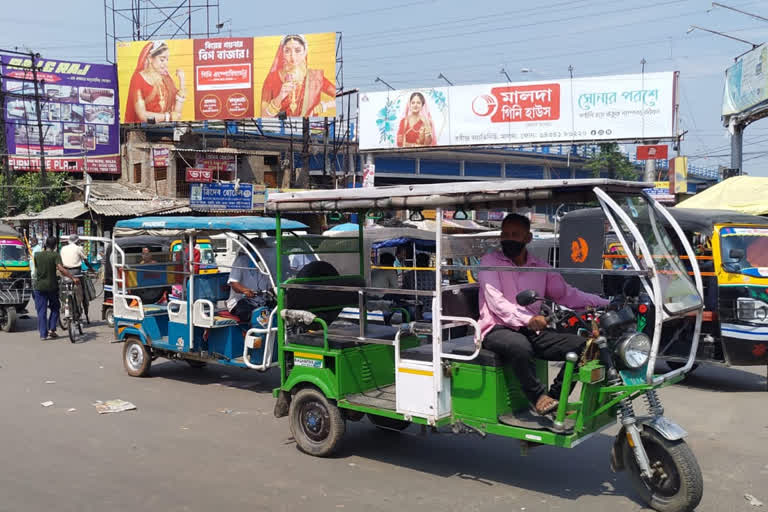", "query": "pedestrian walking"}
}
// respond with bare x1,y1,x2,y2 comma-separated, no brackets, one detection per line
33,236,78,340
